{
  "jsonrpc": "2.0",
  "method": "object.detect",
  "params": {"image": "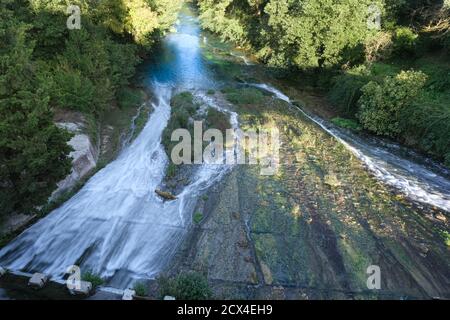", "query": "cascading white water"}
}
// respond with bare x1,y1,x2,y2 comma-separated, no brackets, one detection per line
251,83,450,212
0,6,236,289
2,4,449,293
